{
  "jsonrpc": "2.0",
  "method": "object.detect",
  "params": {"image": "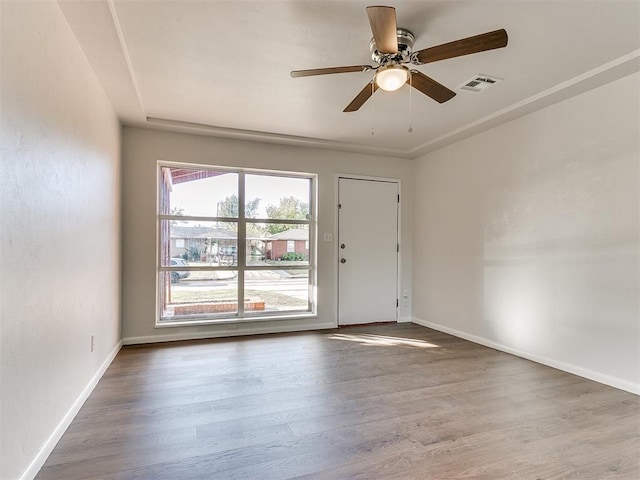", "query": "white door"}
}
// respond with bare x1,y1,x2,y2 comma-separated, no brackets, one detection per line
338,177,399,325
